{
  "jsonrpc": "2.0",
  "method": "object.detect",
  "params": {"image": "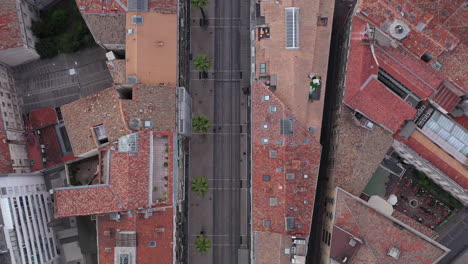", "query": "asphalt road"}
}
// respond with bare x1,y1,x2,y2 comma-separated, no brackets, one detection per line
437,210,468,264
187,0,250,263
